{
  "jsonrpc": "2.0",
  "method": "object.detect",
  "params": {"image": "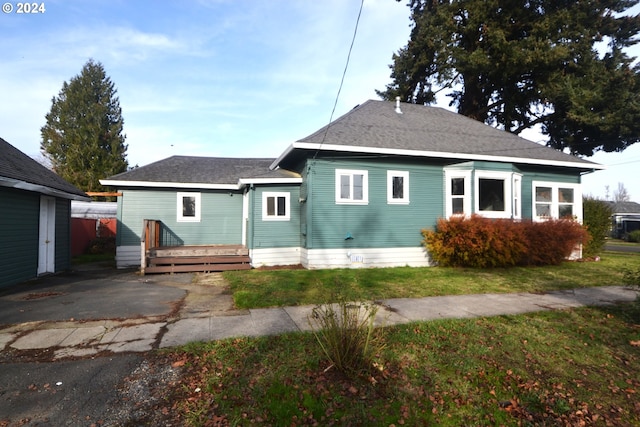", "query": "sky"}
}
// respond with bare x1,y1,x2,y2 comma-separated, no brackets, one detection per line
1,0,639,201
